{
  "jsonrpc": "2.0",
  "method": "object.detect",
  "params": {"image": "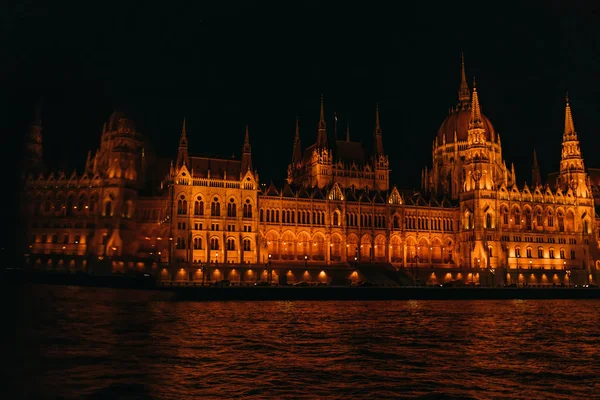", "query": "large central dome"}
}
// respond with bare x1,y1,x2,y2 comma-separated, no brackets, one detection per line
437,103,496,143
